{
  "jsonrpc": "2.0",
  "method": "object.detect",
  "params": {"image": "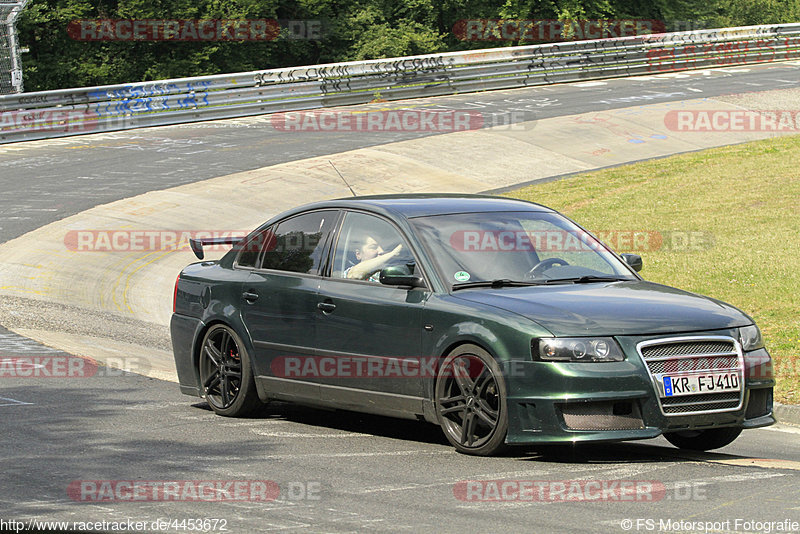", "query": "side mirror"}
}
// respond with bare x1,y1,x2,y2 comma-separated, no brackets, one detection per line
379,264,425,288
620,253,643,272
